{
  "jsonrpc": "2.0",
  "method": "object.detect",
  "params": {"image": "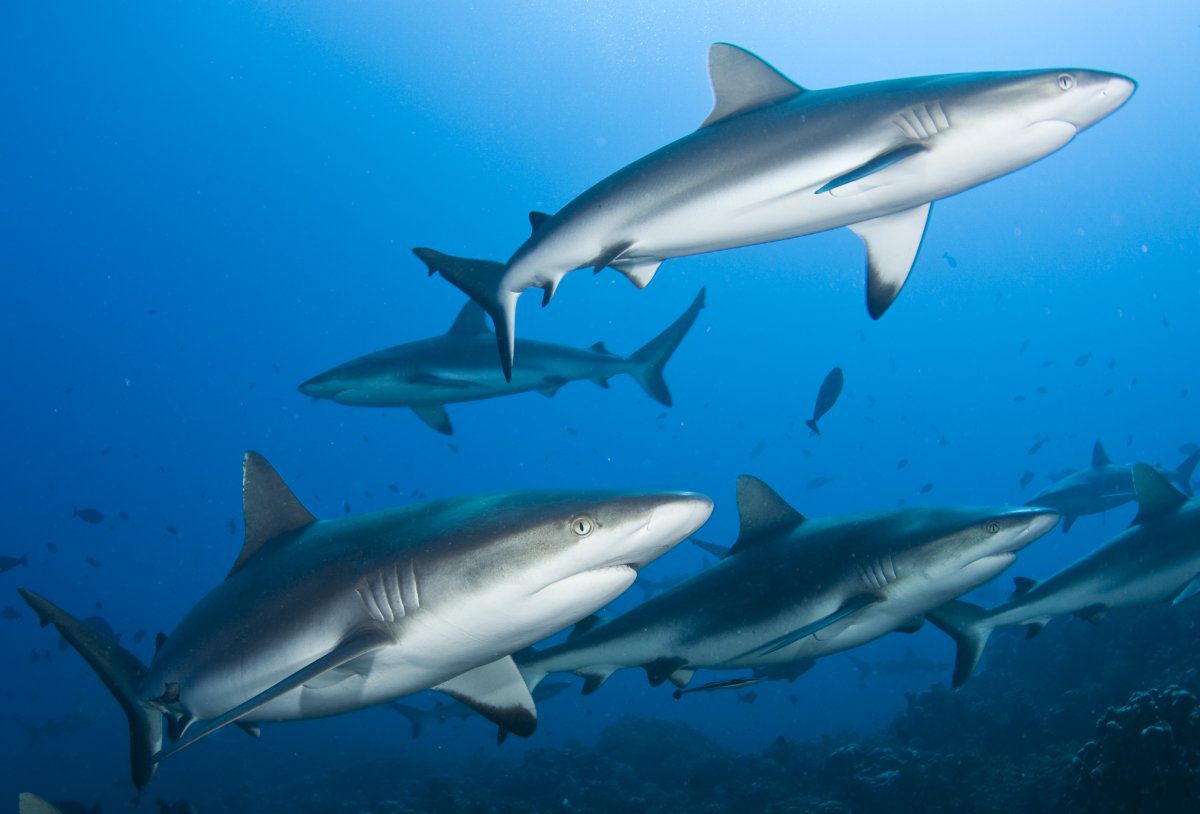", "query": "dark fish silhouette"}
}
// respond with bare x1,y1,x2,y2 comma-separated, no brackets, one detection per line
737,690,758,704
942,251,958,269
0,554,28,573
72,508,104,525
806,367,844,435
1028,437,1049,455
897,458,909,470
806,476,834,490
84,557,102,568
3,606,22,620
672,676,763,699
920,482,934,494
1019,471,1035,490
